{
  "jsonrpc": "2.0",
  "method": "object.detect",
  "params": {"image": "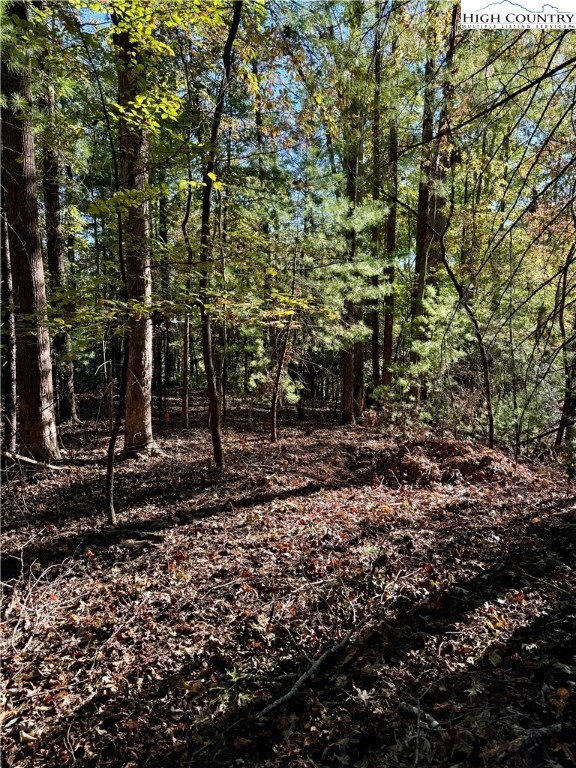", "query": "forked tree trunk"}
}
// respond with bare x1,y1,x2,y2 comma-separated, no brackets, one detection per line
113,11,154,455
1,1,60,461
